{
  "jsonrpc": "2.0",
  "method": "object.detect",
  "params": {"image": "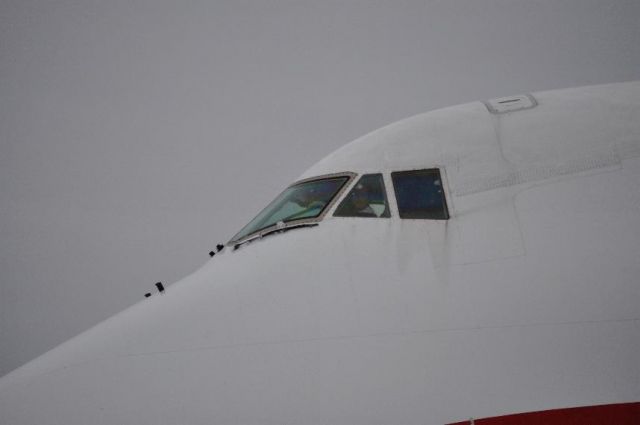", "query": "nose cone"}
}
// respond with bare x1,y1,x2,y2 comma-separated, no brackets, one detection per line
0,219,405,424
